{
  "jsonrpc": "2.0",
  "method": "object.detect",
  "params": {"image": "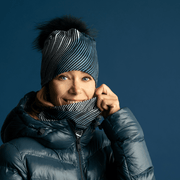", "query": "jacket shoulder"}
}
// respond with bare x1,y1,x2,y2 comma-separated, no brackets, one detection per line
1,91,36,143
